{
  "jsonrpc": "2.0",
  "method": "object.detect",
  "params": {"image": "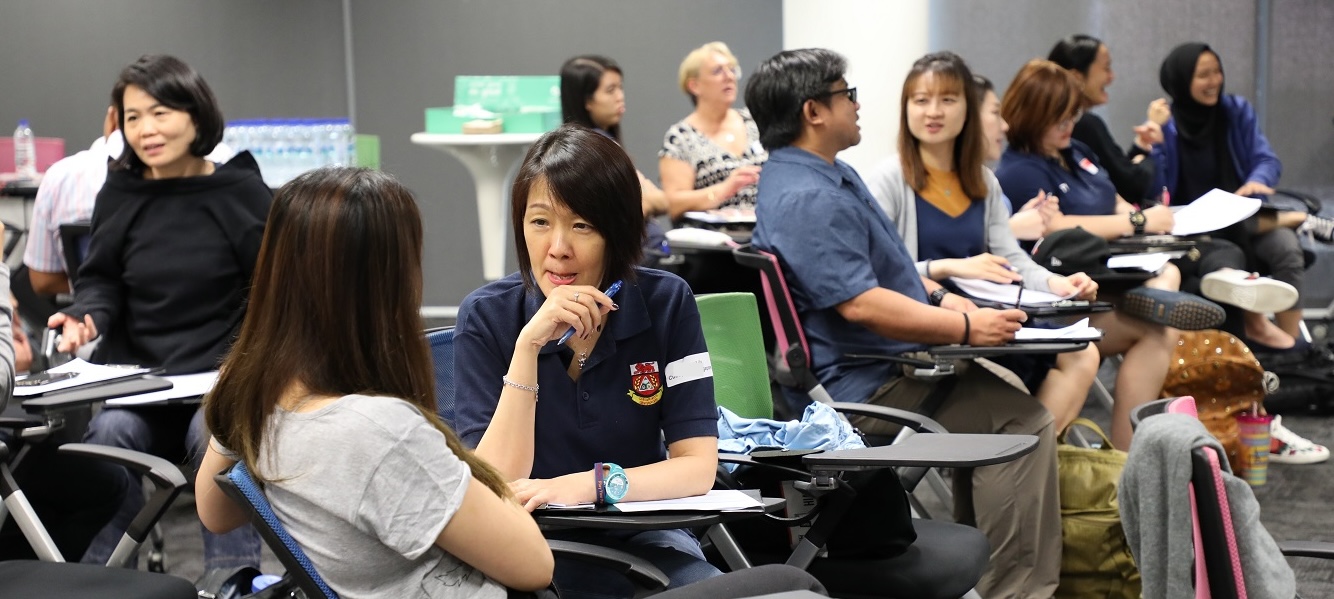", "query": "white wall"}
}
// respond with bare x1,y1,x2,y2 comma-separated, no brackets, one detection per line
783,0,929,174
